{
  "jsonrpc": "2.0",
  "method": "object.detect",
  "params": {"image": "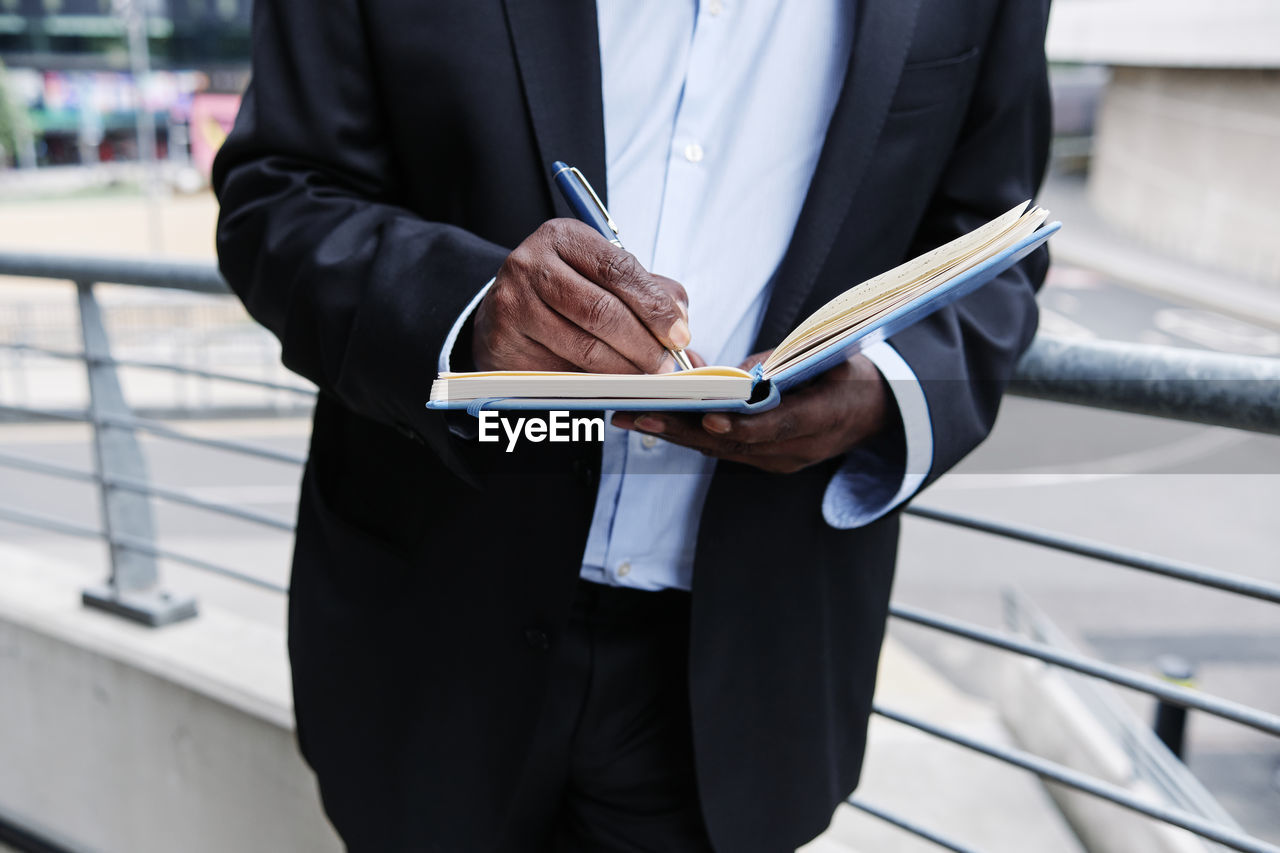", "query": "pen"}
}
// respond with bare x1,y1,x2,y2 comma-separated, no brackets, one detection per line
551,160,694,372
